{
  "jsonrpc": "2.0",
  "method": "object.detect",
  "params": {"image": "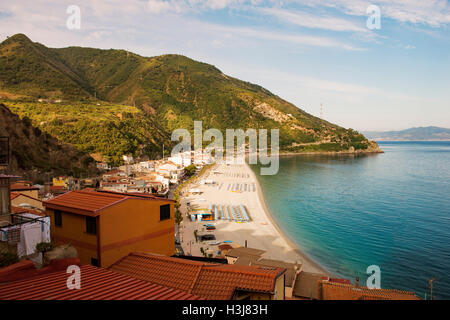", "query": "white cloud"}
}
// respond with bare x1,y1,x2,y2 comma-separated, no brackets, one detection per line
257,7,367,33
293,0,450,27
207,23,366,50
147,0,175,14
